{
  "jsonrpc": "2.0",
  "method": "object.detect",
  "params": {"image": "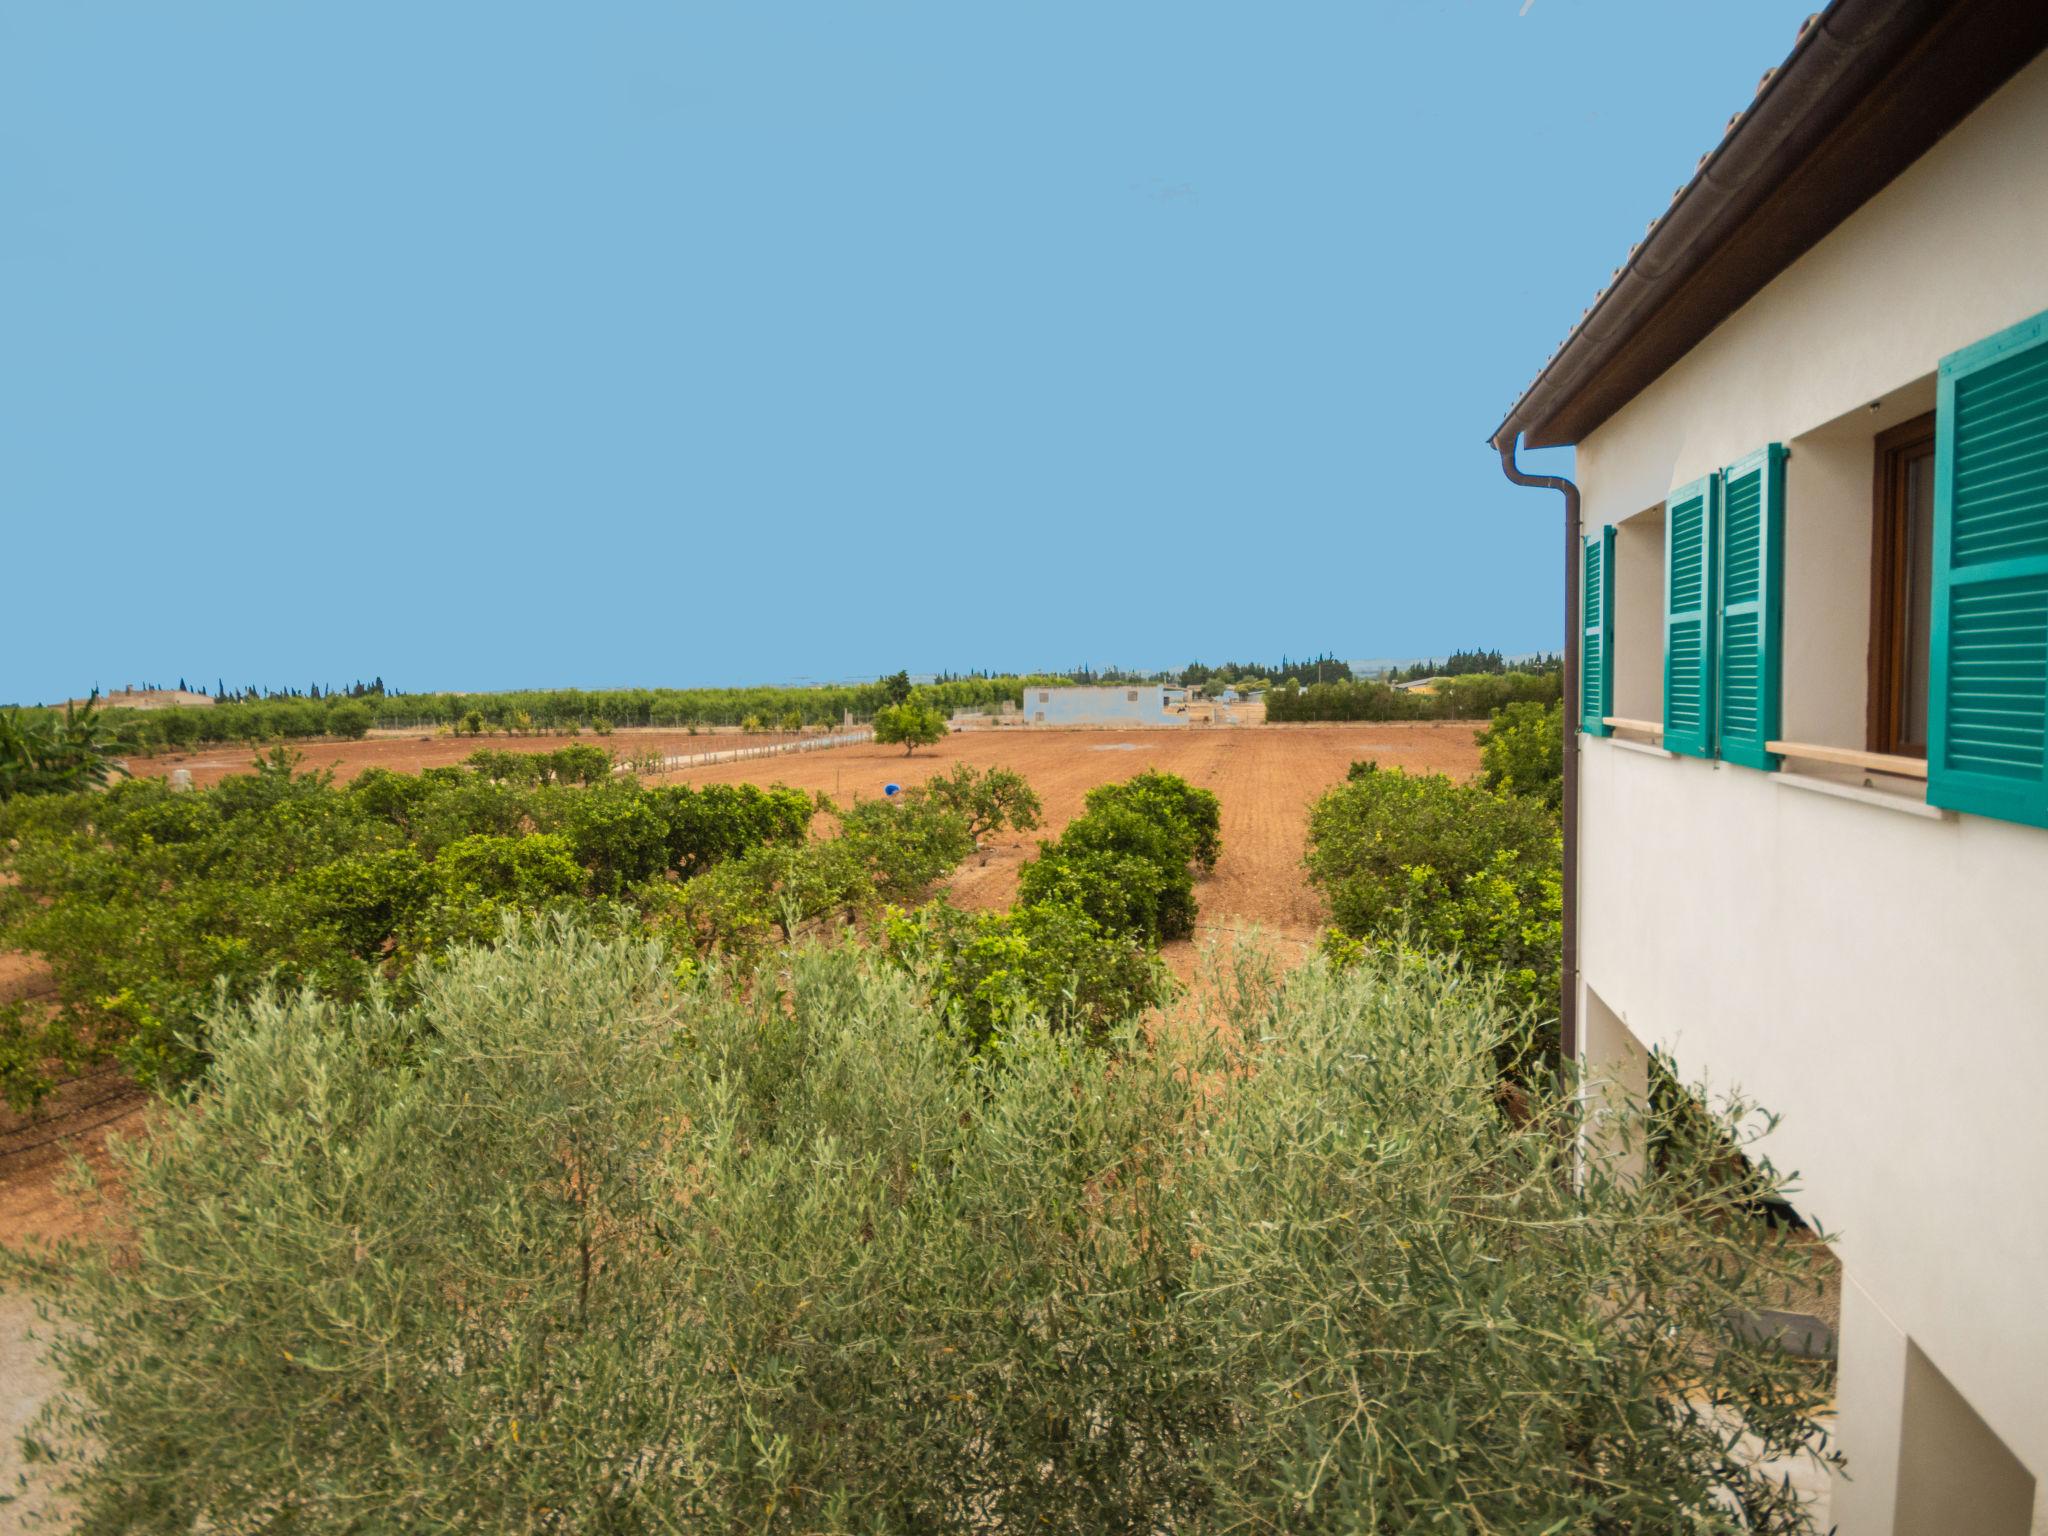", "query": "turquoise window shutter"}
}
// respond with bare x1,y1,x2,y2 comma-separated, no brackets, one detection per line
1581,528,1615,736
1929,308,2048,828
1715,445,1786,771
1662,473,1719,758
